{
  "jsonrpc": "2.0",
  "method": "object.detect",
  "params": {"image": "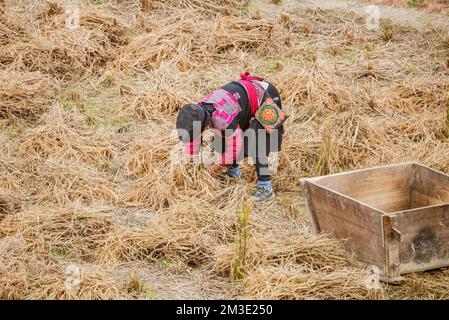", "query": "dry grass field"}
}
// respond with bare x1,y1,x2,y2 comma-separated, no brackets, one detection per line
0,0,448,299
